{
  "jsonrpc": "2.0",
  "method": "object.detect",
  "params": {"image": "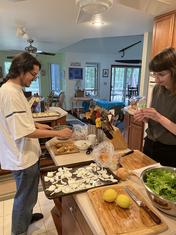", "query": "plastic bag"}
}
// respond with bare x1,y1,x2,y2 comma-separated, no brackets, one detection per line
92,141,114,168
137,97,147,110
72,124,88,140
